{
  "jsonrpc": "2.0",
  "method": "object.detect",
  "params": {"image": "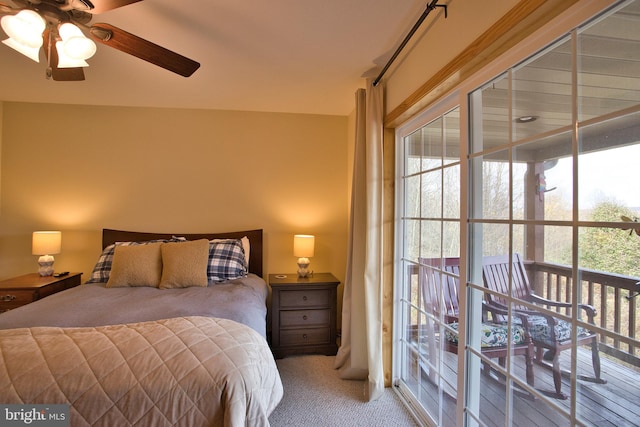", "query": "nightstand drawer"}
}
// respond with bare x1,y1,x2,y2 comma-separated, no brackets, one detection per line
280,289,330,308
280,327,331,346
0,290,37,310
280,309,331,327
